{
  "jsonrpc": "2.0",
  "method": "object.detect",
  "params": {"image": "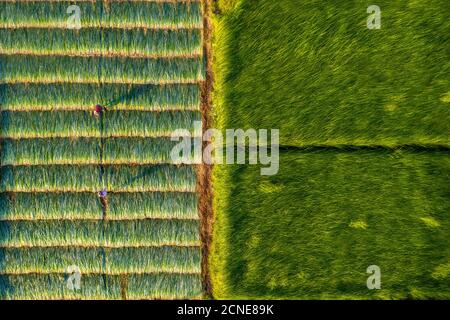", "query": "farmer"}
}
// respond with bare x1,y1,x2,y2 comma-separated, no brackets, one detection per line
98,189,107,198
93,104,104,117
